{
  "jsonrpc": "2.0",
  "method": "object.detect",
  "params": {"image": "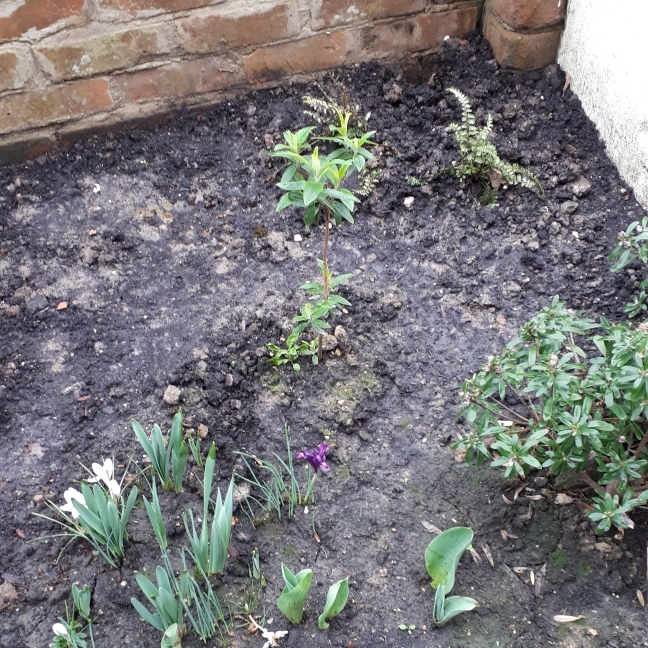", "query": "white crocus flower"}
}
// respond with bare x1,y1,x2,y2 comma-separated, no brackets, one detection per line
248,616,288,648
52,622,69,637
87,458,120,498
59,488,87,520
